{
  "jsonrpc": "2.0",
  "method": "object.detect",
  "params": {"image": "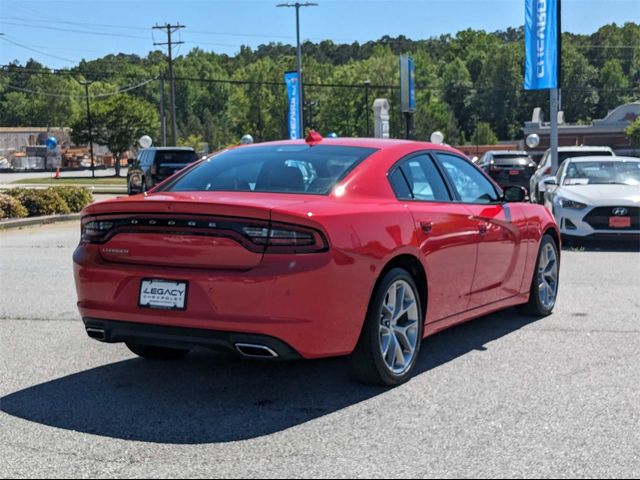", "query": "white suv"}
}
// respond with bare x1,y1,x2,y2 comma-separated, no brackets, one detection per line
529,146,615,204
